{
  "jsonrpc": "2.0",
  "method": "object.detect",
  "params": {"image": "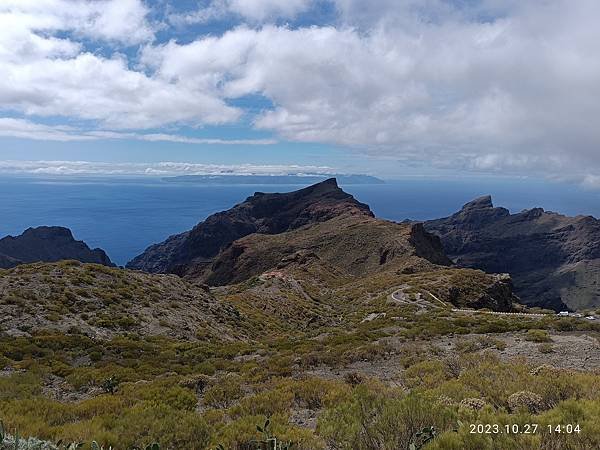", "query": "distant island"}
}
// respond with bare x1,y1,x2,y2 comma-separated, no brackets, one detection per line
161,174,385,185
